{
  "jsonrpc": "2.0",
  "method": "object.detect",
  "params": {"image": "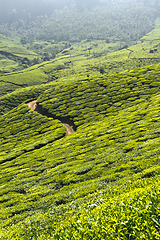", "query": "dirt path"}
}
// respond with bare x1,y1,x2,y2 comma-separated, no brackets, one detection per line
63,123,75,135
129,51,134,58
27,100,75,136
27,100,37,111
